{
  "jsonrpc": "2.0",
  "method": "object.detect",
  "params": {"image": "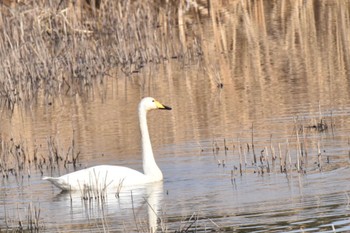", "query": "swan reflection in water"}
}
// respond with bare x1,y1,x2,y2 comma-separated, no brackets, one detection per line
51,181,164,232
